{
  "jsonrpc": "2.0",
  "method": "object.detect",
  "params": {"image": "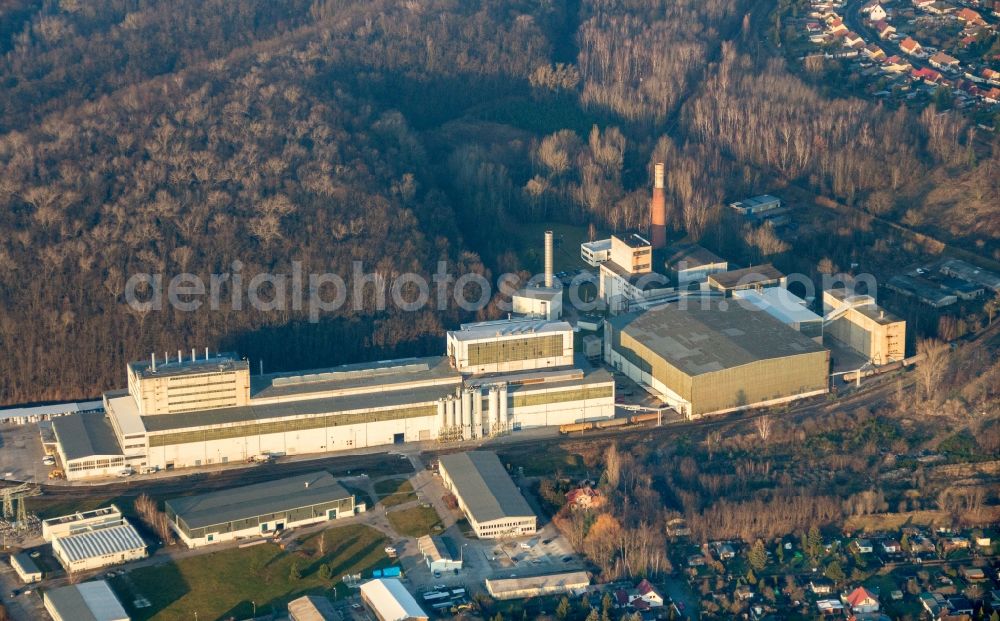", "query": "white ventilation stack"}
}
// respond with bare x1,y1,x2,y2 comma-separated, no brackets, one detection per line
544,230,554,288
191,348,196,362
205,347,209,360
151,353,156,372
